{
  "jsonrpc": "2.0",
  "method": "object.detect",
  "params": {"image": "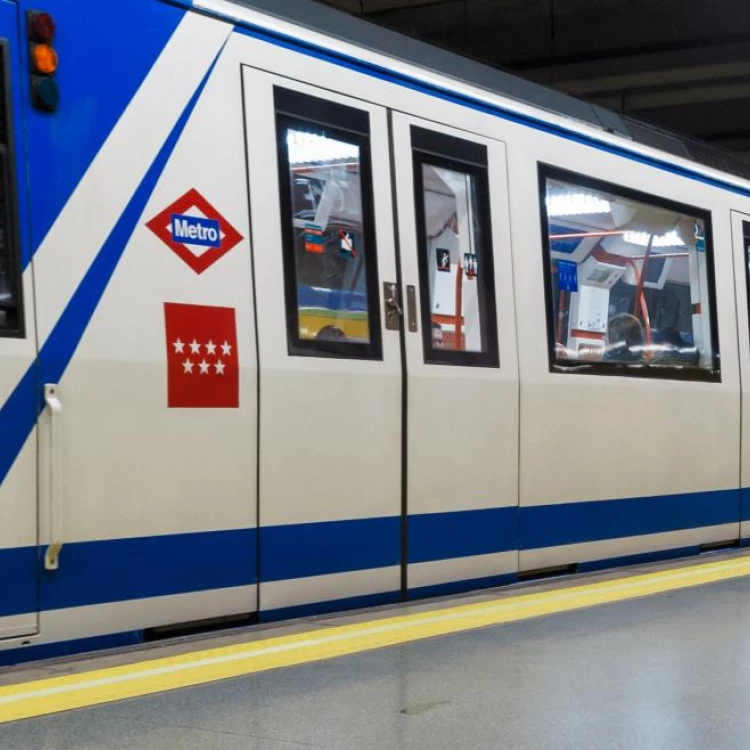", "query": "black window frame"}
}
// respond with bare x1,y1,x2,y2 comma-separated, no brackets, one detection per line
274,86,382,361
412,126,499,368
0,40,23,339
538,163,720,382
